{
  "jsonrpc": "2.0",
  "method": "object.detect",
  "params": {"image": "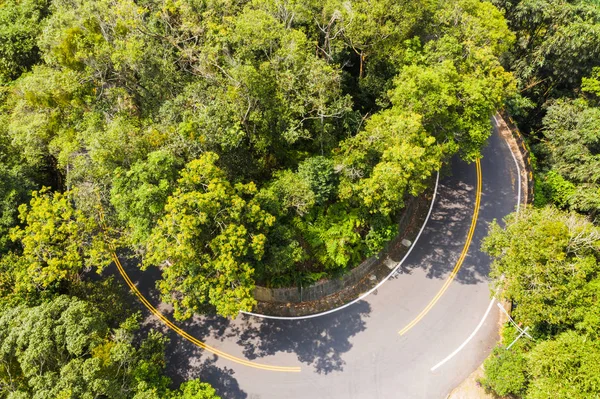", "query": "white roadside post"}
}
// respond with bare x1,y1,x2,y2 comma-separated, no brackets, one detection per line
507,326,530,350
497,302,533,350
